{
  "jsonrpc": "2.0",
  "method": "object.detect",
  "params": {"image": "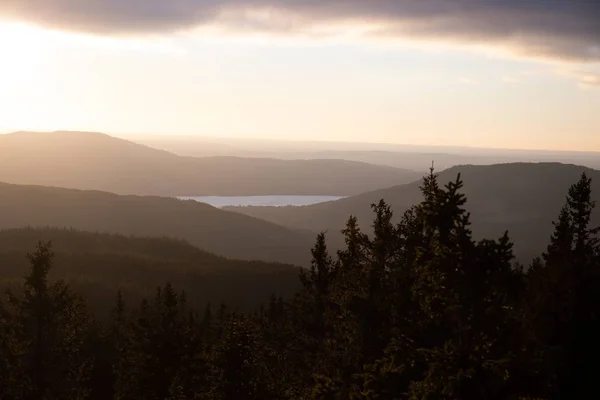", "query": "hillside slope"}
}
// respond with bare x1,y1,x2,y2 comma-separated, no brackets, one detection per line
138,136,600,171
226,163,600,263
0,181,316,266
0,228,301,315
0,131,420,196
